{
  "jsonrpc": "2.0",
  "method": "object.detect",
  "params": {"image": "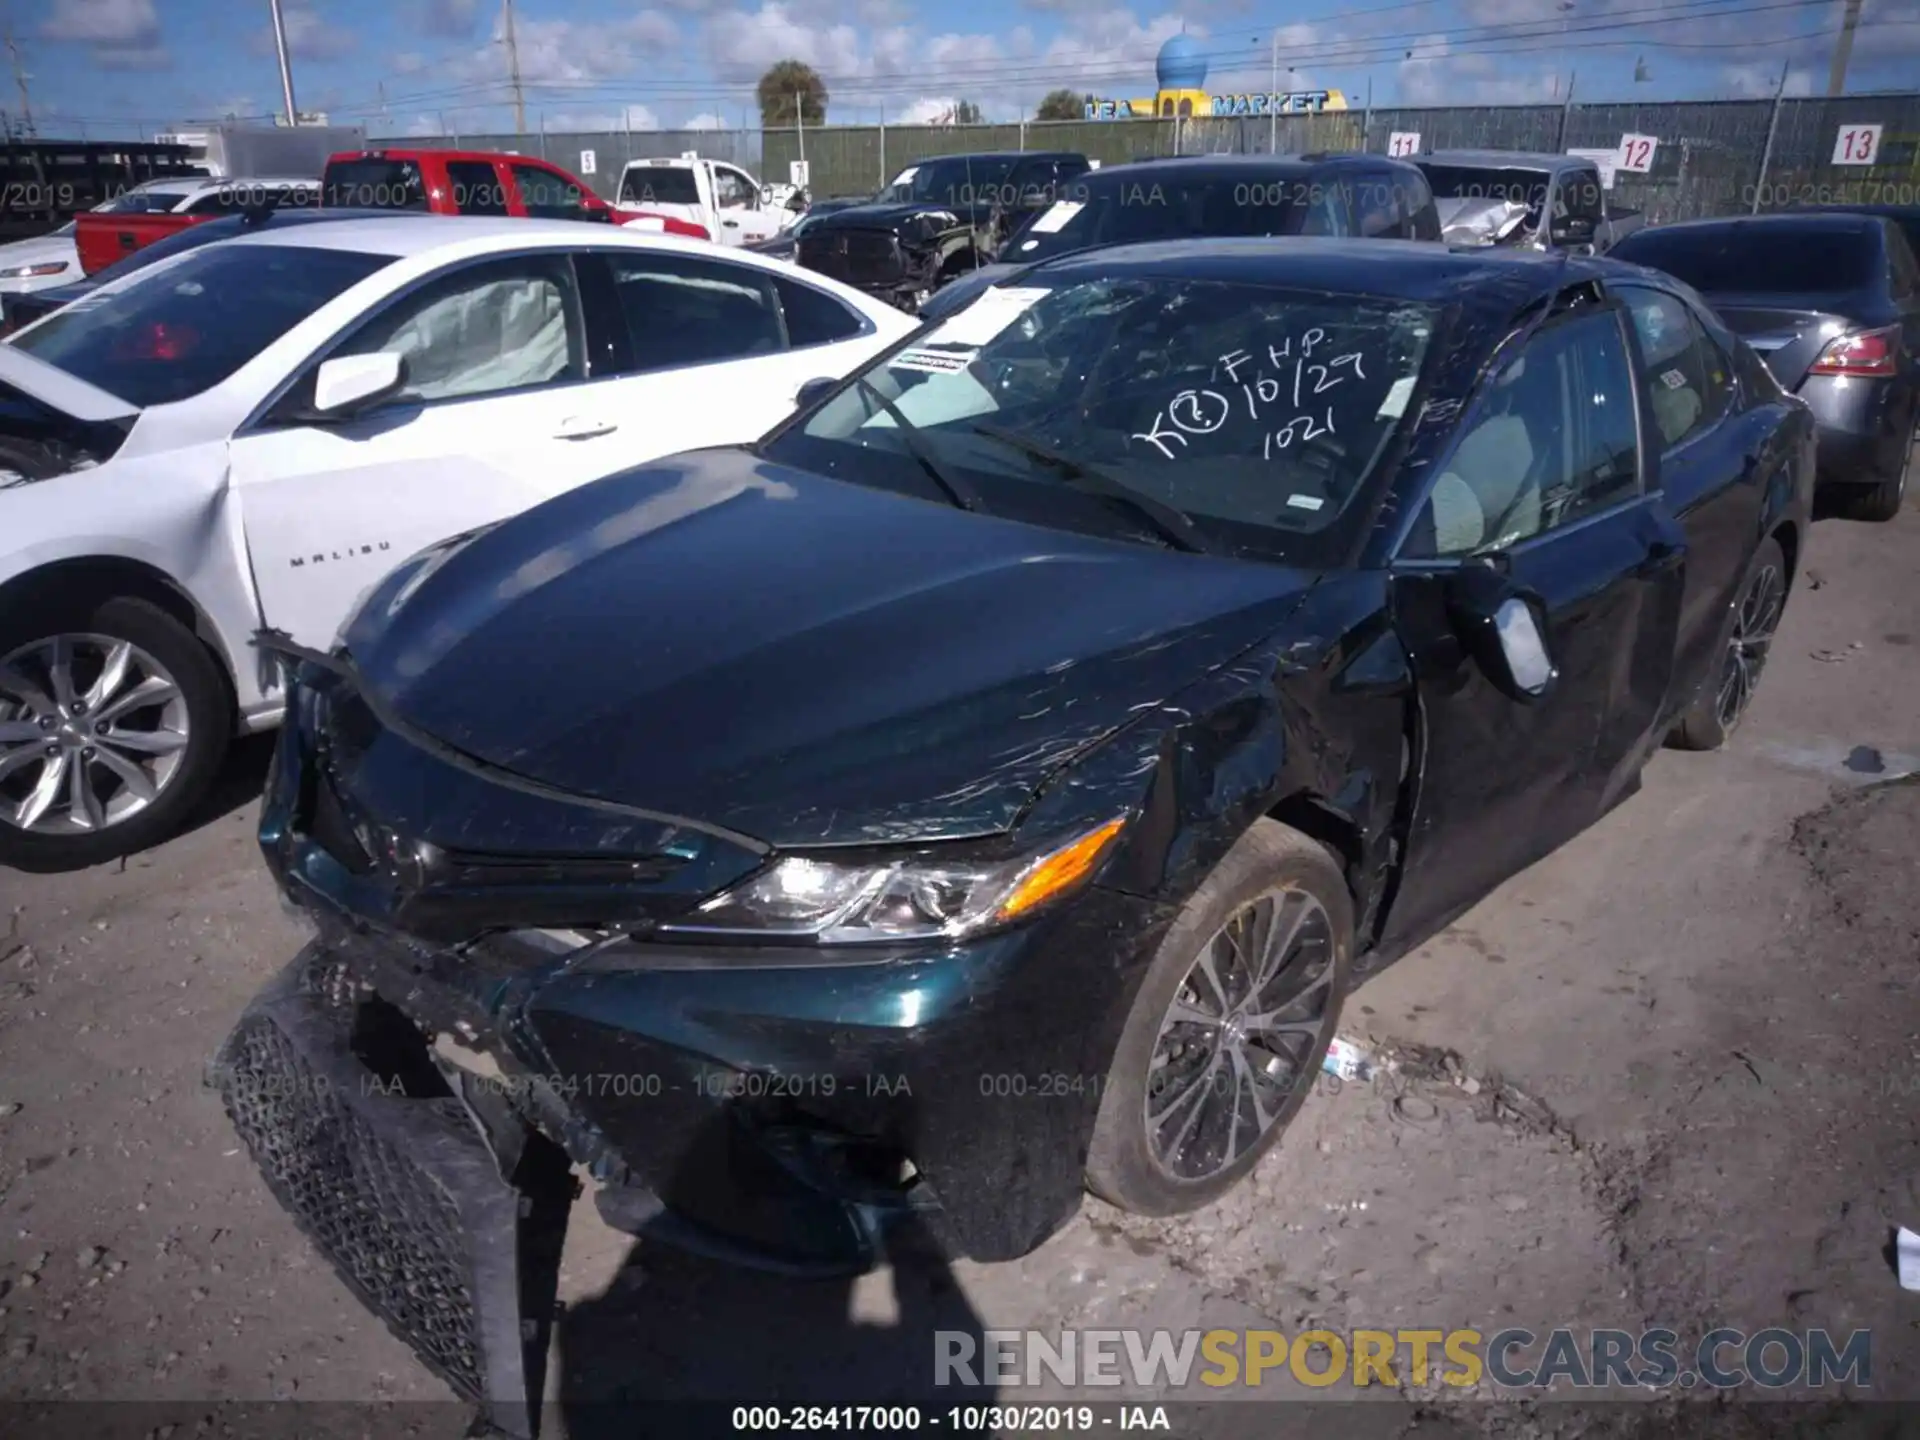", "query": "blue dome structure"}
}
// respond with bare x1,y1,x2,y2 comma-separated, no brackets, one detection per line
1155,33,1209,93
